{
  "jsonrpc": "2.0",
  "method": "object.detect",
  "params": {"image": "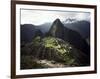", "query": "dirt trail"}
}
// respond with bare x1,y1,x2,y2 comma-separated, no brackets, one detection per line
36,59,68,68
